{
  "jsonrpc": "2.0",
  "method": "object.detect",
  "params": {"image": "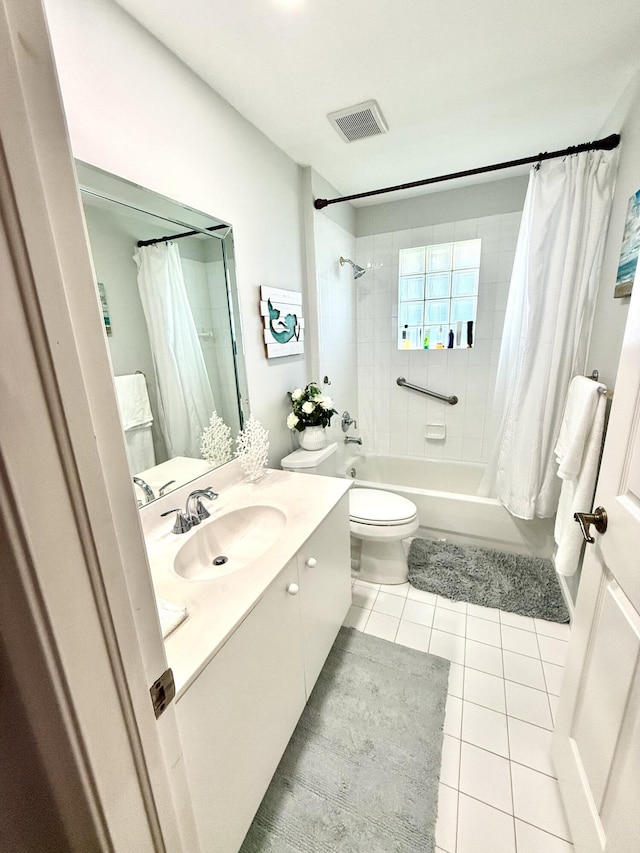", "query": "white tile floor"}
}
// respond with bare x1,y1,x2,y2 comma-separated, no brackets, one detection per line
344,577,574,853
